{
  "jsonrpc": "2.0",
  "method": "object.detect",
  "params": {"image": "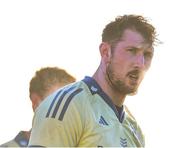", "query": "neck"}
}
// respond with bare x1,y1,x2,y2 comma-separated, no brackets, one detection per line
93,66,126,107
